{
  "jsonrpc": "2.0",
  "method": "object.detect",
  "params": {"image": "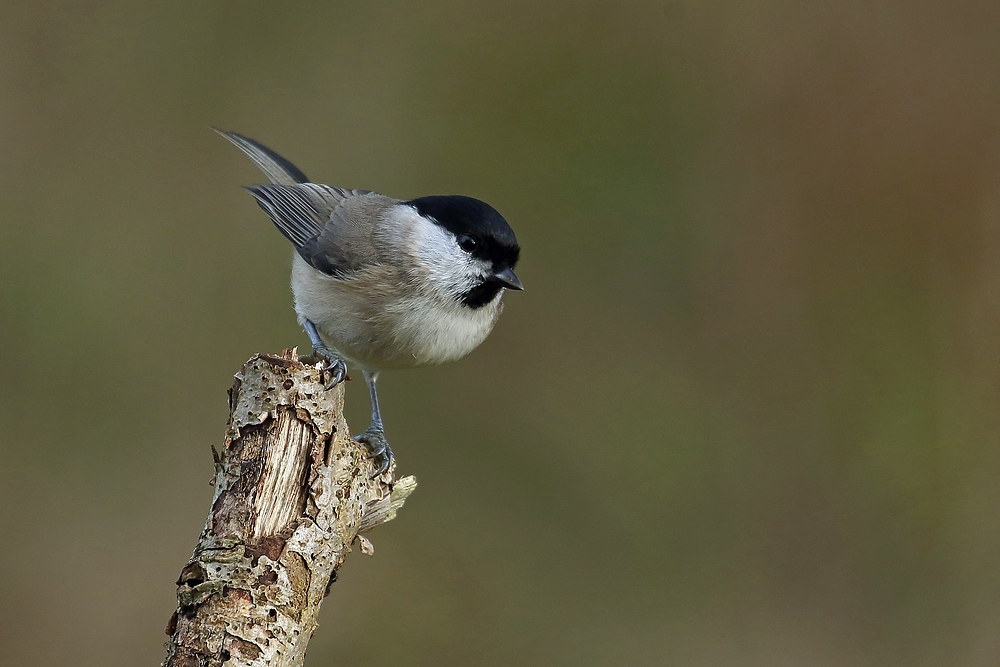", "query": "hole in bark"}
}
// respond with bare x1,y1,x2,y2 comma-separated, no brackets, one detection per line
177,563,207,588
181,604,197,619
256,569,278,587
221,649,231,662
283,379,293,390
268,608,277,620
